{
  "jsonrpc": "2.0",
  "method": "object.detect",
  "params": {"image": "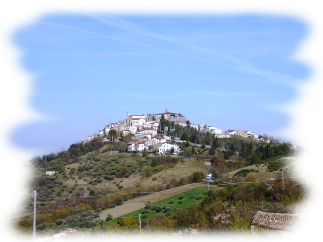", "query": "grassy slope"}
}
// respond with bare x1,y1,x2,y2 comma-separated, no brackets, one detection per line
104,187,208,226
